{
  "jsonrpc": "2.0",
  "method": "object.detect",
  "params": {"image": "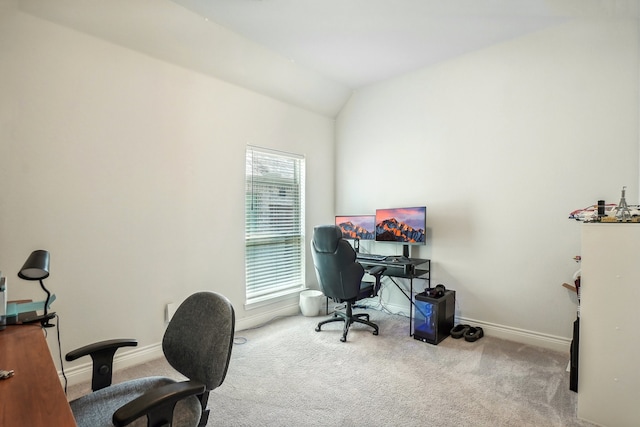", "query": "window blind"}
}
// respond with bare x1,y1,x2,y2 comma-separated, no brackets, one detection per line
245,146,305,303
